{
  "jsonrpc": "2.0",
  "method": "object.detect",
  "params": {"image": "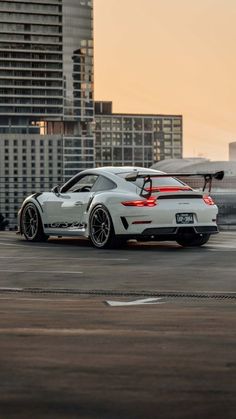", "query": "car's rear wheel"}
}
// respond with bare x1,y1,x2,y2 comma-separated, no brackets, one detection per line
21,203,48,242
176,233,210,247
89,204,121,249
